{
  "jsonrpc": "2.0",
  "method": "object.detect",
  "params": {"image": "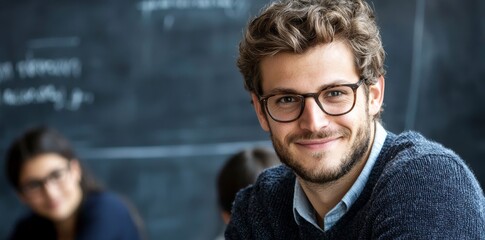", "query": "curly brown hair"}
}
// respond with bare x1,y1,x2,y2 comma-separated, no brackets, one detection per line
237,0,386,97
